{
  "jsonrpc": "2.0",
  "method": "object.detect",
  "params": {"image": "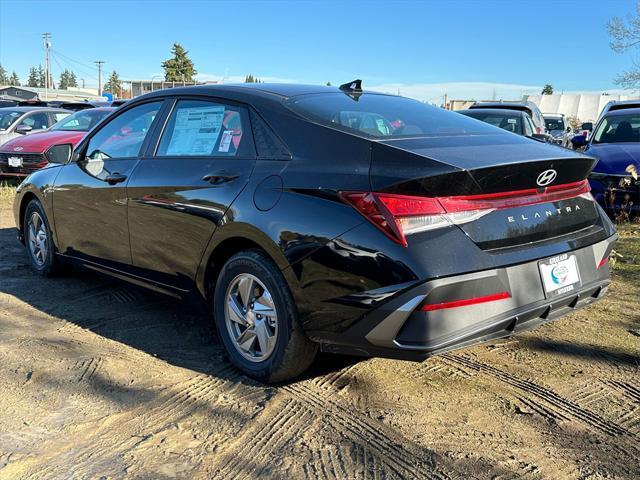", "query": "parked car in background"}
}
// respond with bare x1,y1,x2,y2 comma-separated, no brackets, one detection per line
0,107,70,147
13,82,616,382
544,113,572,147
572,108,640,219
0,107,114,178
597,99,640,125
469,101,550,139
459,108,538,138
0,100,18,108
